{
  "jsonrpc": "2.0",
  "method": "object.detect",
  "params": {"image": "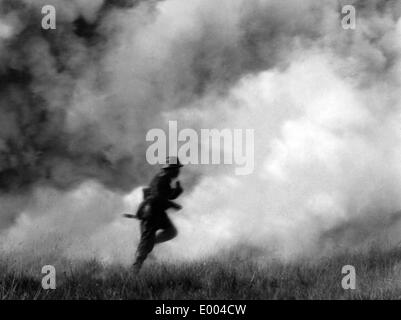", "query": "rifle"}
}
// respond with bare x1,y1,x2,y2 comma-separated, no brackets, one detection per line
122,213,139,219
